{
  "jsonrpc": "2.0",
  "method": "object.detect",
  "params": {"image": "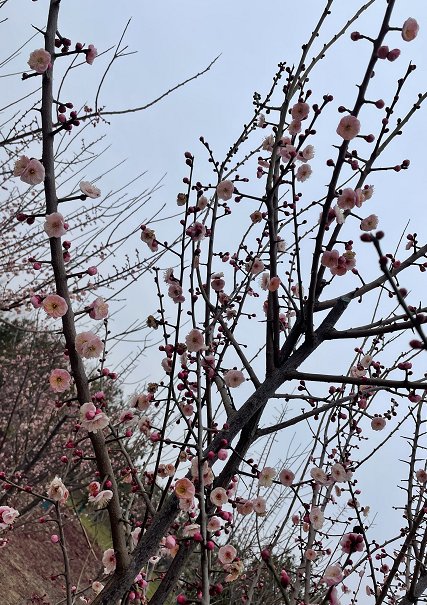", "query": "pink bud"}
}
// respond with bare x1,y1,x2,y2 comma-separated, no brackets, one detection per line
376,45,389,59
50,534,60,544
87,266,97,276
217,449,228,461
387,48,401,61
